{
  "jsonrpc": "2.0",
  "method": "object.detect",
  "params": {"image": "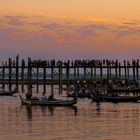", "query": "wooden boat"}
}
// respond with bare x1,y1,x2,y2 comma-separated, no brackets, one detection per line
67,92,91,98
109,87,140,93
19,95,77,106
0,88,17,96
66,88,92,98
91,94,140,102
